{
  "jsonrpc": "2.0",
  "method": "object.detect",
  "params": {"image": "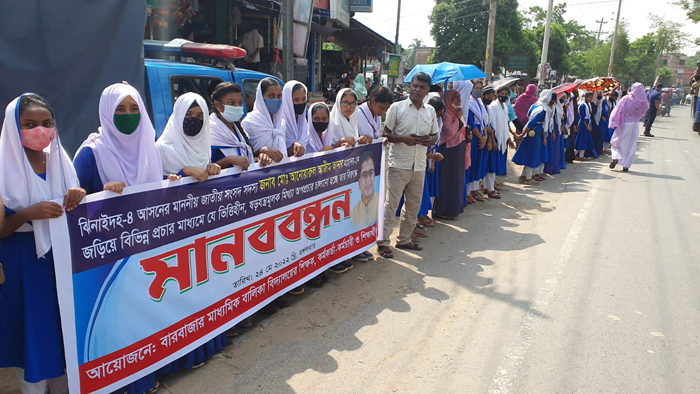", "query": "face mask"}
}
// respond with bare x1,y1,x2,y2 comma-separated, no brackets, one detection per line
294,102,307,115
264,98,282,114
312,121,329,133
482,98,493,106
473,90,483,99
21,126,55,151
498,96,509,103
183,117,204,137
559,98,565,104
452,103,461,110
113,113,141,135
597,95,603,100
220,104,244,123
